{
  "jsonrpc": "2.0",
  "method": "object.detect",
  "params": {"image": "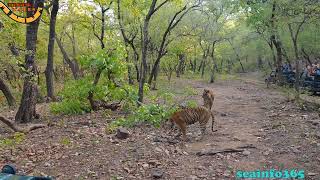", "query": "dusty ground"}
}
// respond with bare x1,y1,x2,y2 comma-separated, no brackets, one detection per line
0,76,320,179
